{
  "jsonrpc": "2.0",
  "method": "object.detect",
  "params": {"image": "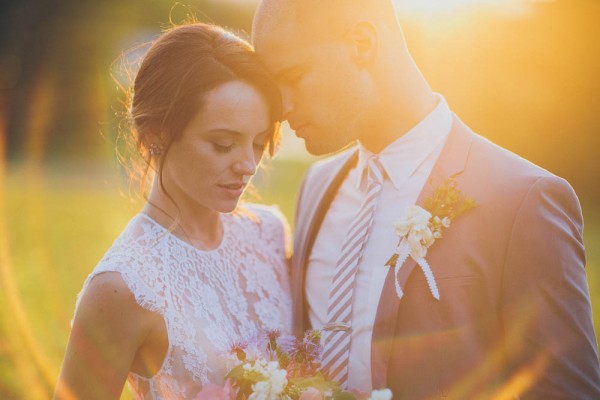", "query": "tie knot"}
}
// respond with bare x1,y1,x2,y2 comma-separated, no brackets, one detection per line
367,156,385,185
